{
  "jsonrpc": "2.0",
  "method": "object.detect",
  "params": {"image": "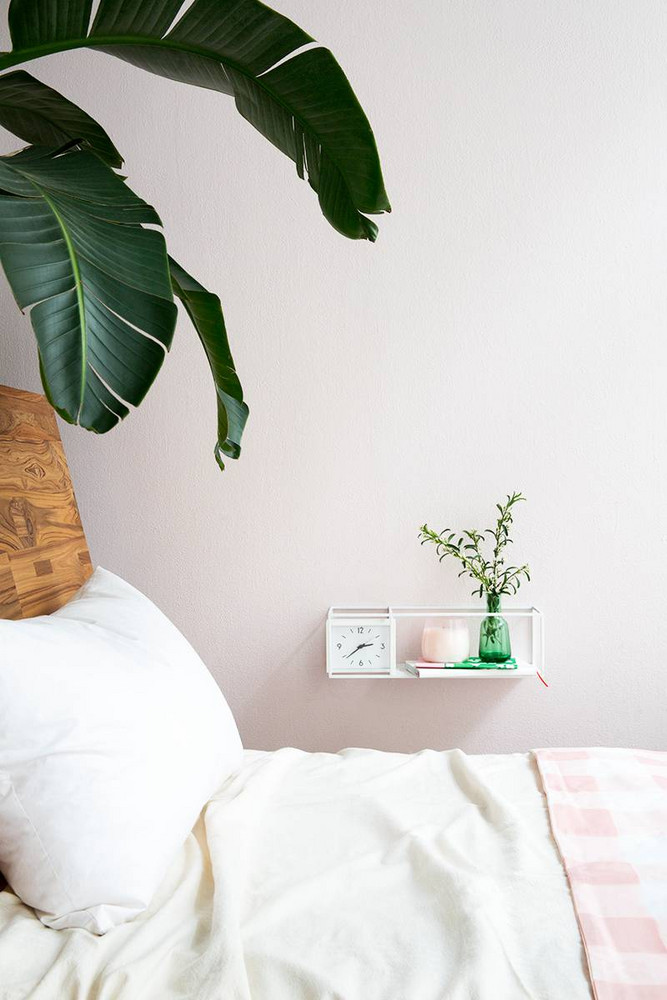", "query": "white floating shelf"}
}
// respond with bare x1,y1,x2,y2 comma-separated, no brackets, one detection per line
329,661,536,679
326,606,544,681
